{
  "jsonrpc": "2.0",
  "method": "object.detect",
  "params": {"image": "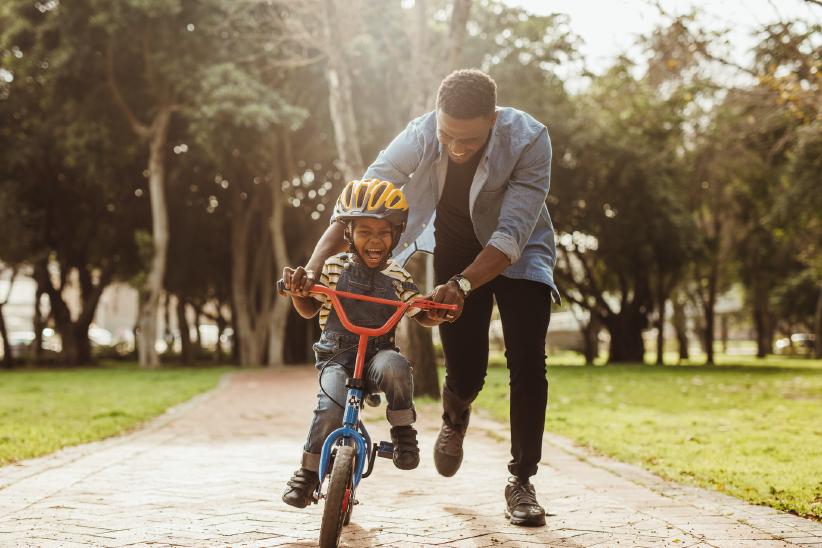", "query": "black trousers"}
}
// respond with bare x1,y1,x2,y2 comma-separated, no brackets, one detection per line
435,250,552,479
